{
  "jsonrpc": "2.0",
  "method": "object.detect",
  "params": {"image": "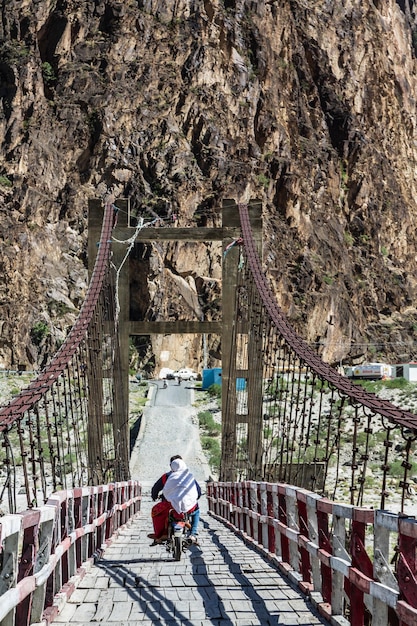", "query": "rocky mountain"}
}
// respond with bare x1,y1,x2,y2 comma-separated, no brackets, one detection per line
0,0,416,373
